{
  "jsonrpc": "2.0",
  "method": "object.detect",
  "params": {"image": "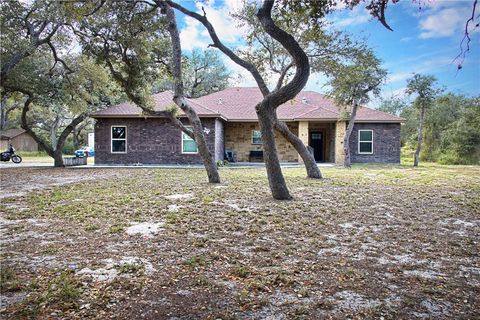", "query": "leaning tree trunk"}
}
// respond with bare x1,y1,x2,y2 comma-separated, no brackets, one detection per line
274,119,321,178
414,106,425,167
53,149,64,167
258,105,292,200
343,102,359,168
162,2,220,183
0,95,7,130
21,96,88,167
165,0,312,197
